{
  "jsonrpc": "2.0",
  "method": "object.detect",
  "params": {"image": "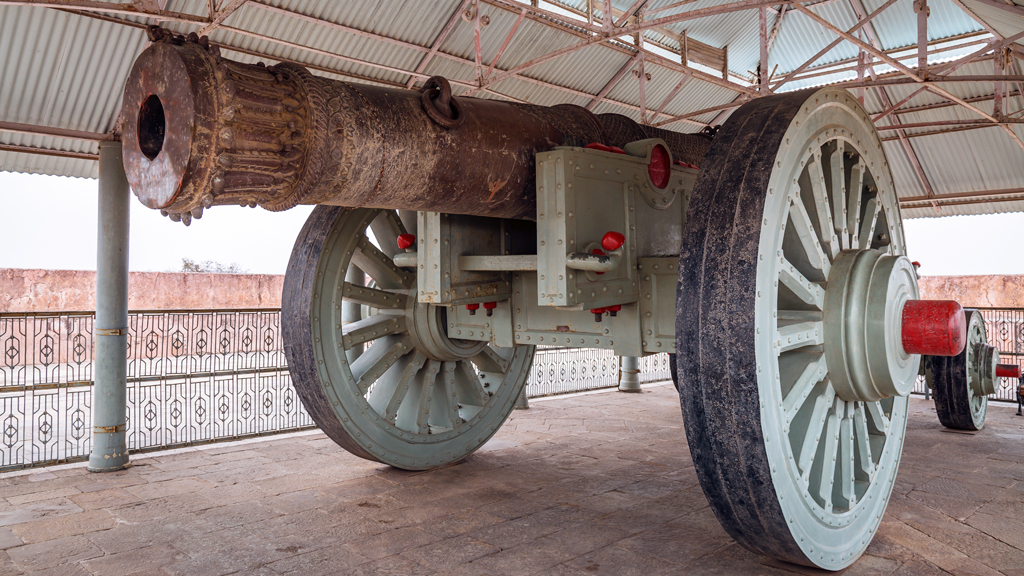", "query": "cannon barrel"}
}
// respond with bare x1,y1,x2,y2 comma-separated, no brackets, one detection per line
120,29,711,222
